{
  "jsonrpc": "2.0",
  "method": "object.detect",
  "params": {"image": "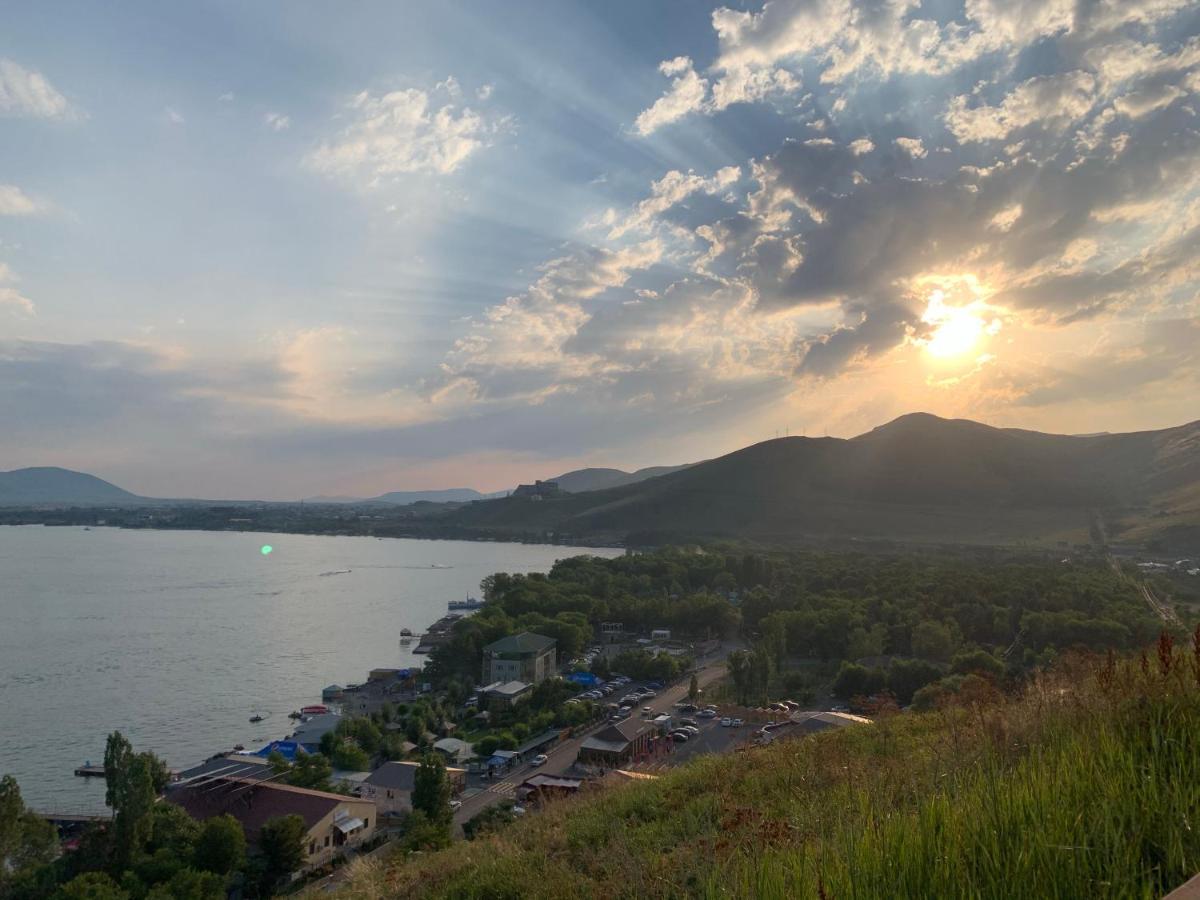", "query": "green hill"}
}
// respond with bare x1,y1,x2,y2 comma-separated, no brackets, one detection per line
330,641,1200,899
434,414,1200,550
0,466,142,506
